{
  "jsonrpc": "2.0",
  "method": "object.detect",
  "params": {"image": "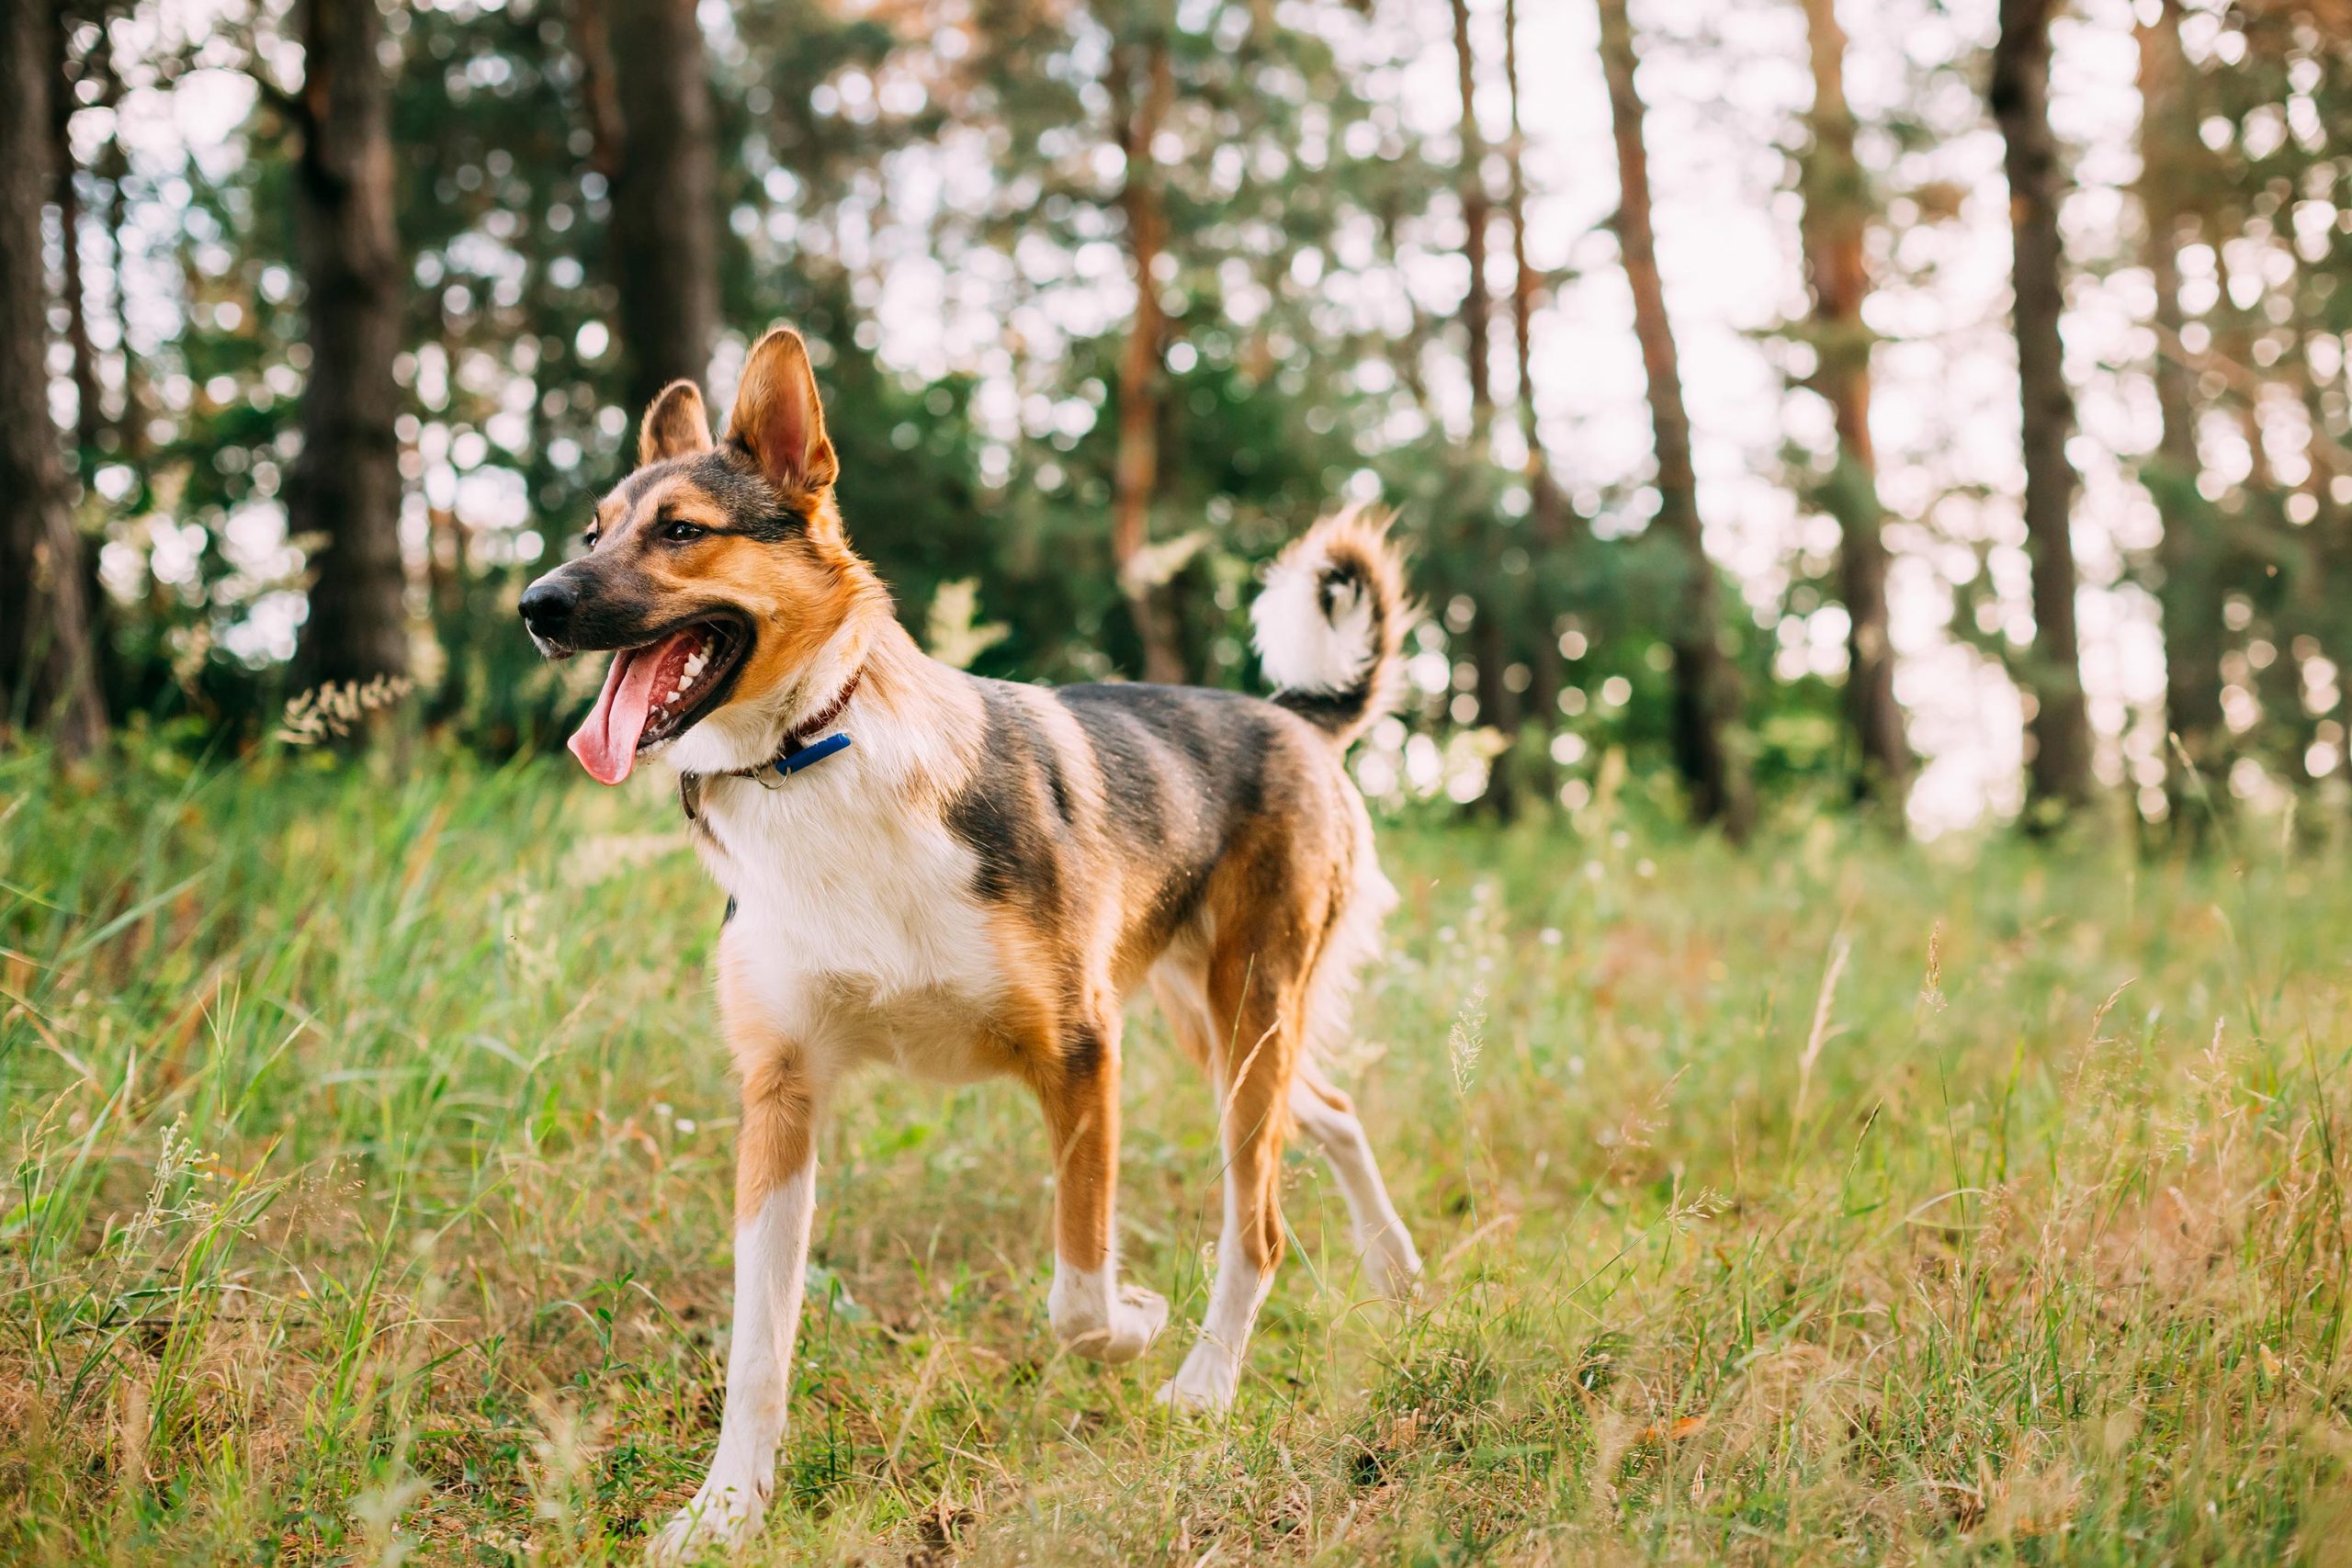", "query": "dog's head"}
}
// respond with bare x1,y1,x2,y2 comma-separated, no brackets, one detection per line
520,326,883,784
